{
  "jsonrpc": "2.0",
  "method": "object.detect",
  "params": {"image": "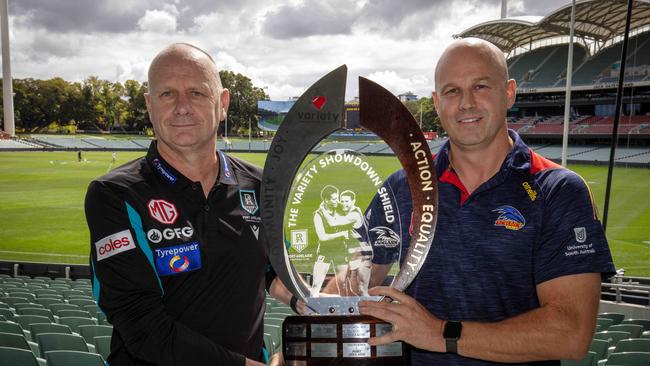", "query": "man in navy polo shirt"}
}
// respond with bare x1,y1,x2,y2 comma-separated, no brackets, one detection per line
359,38,615,365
